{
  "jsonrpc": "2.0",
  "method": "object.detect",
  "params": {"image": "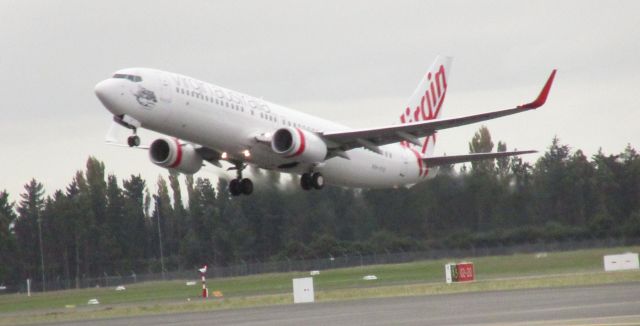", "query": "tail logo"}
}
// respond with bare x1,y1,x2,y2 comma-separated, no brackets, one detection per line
399,64,447,177
399,64,448,126
400,64,447,173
